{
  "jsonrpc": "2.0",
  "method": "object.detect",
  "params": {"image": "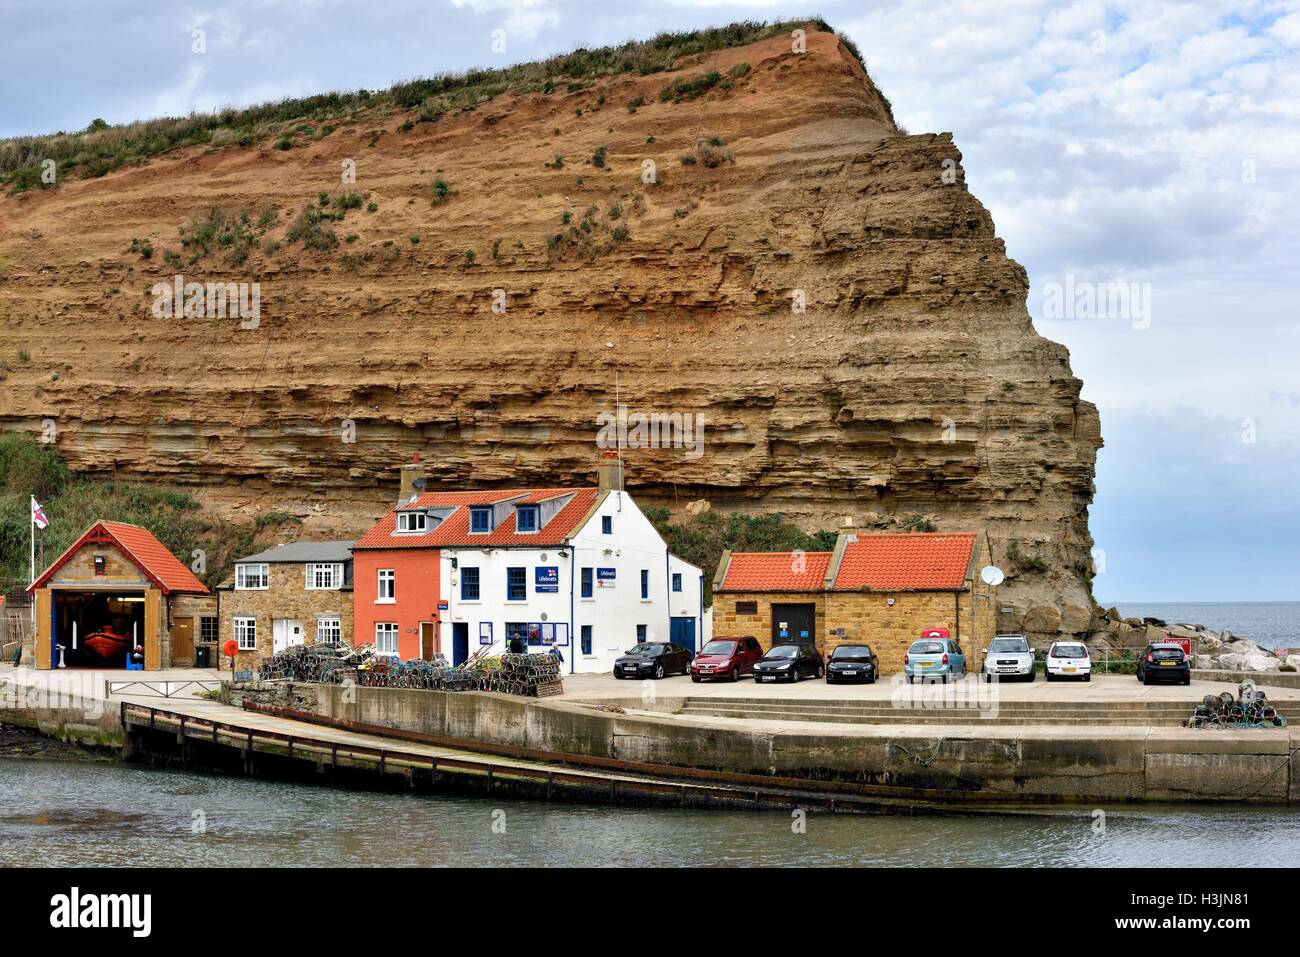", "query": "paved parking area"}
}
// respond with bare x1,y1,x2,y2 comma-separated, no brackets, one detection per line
556,671,1300,703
